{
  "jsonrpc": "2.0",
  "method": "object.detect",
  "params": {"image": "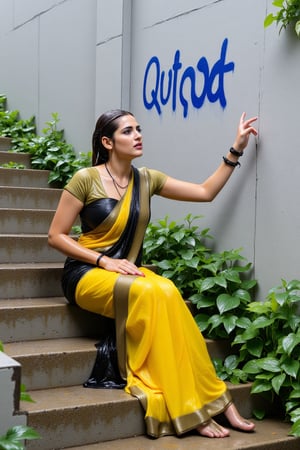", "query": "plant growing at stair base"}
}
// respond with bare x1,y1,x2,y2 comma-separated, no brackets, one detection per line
143,215,300,436
216,279,300,436
0,425,39,450
0,95,91,187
